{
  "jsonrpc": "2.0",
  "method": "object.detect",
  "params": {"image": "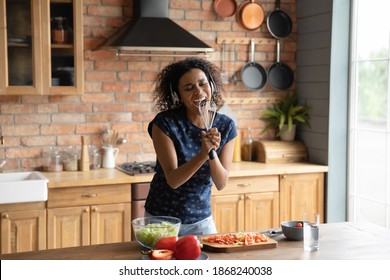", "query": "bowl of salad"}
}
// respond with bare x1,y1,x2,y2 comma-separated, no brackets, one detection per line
132,216,181,249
